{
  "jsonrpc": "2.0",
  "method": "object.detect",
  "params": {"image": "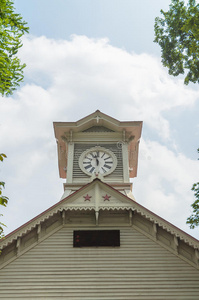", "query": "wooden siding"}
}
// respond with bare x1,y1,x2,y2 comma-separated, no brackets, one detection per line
0,226,199,299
